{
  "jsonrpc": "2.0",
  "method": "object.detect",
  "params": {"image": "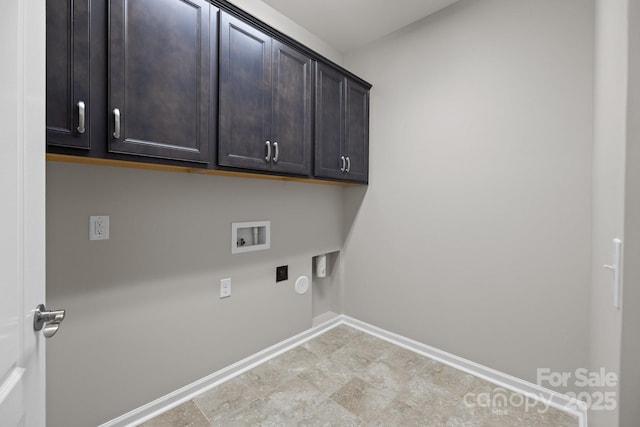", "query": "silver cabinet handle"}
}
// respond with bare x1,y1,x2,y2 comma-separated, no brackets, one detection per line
346,156,351,173
113,108,121,139
34,304,66,339
340,156,346,172
273,142,279,163
265,141,271,162
77,101,86,134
